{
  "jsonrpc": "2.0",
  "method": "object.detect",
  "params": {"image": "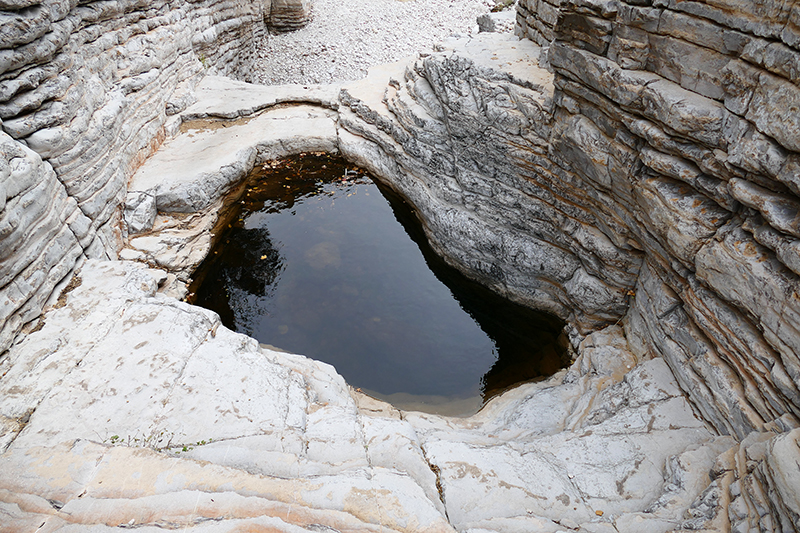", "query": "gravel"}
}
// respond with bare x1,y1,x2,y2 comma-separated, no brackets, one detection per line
253,0,499,85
